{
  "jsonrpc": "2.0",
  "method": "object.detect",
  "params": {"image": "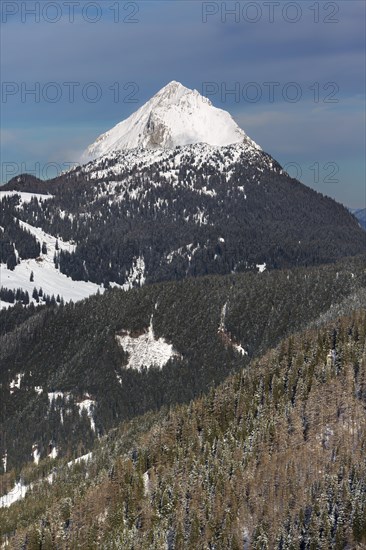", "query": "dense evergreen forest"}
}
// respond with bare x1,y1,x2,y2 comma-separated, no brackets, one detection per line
0,200,40,268
2,143,365,289
1,308,365,548
1,255,365,473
